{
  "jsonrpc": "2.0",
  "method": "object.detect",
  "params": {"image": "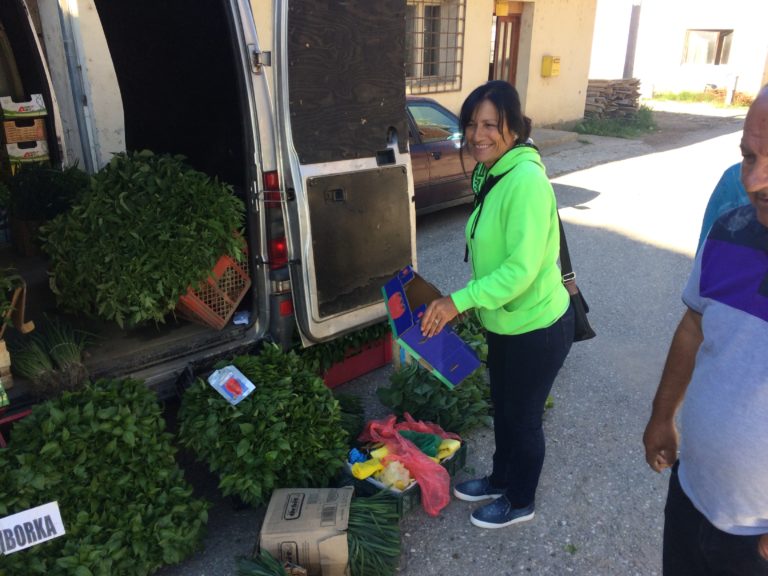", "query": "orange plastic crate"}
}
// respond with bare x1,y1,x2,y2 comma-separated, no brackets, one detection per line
3,118,46,143
176,254,251,330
